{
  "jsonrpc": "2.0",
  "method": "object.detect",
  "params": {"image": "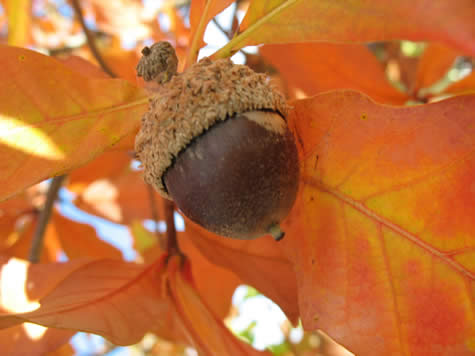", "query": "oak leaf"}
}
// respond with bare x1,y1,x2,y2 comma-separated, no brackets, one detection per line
280,90,475,355
219,0,475,56
0,46,148,201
